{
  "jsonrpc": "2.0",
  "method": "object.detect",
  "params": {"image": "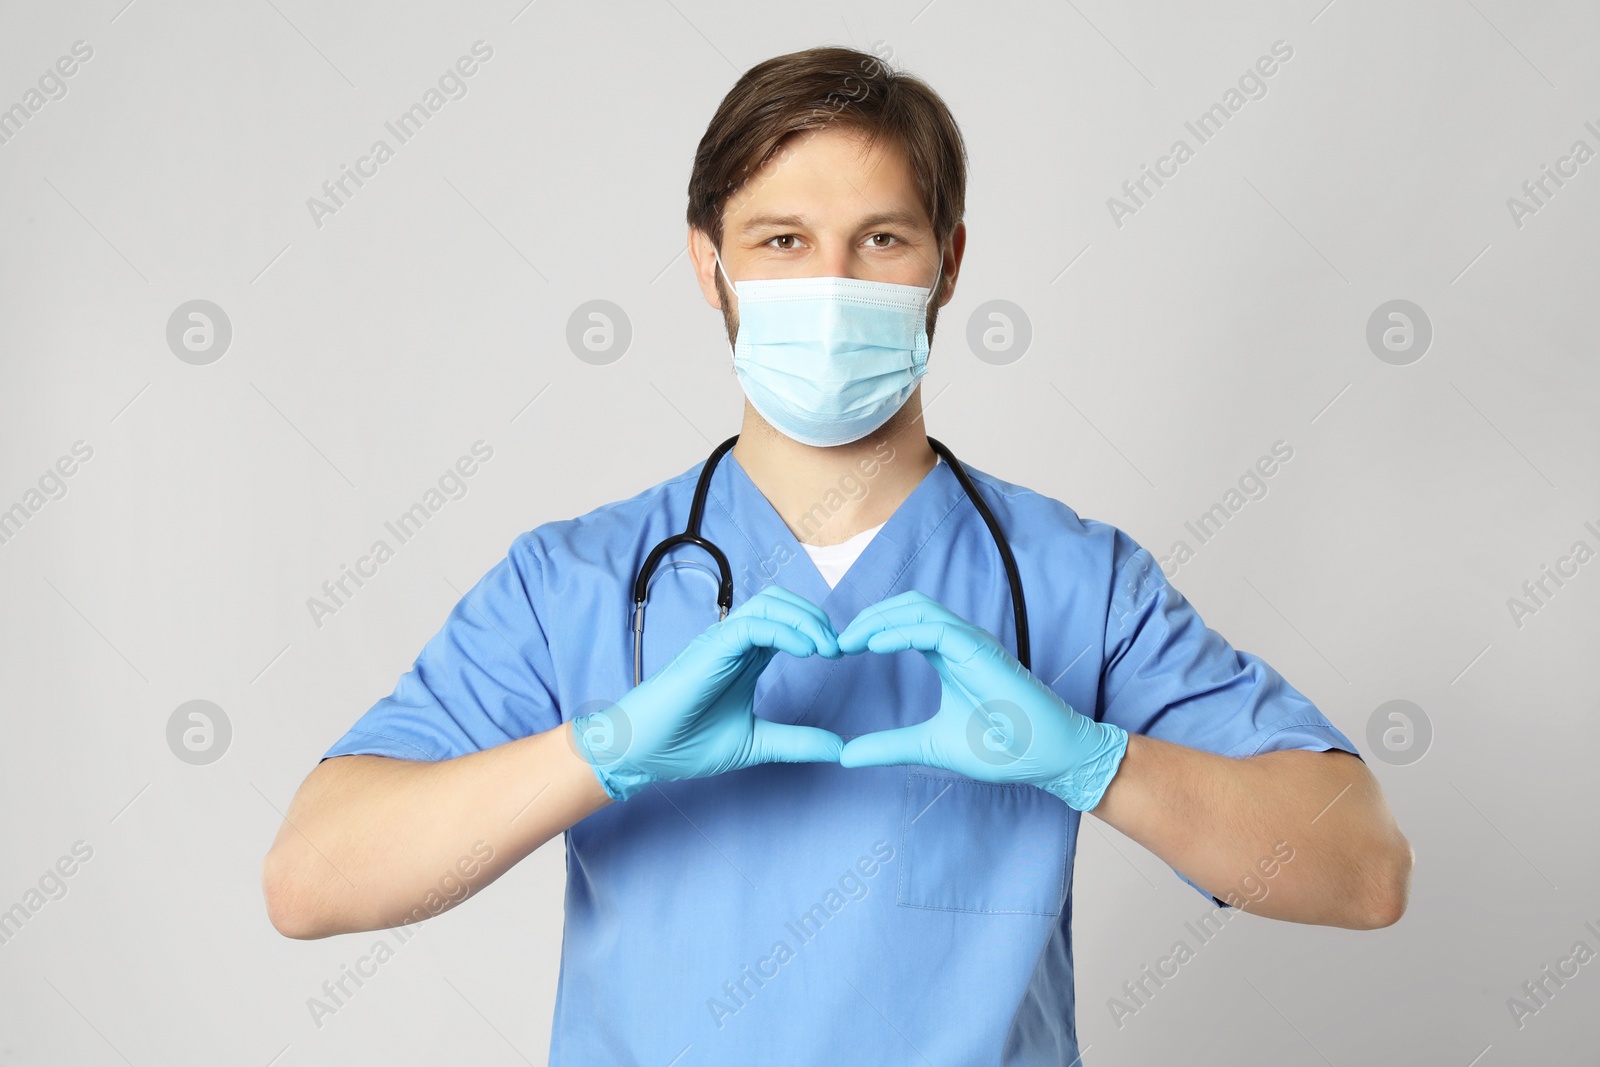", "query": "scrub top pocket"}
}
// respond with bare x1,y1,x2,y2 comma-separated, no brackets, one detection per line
896,770,1071,917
